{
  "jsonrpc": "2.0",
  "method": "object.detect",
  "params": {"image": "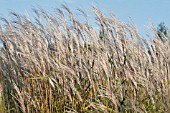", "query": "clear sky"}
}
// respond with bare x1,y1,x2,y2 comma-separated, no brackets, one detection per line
0,0,170,37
